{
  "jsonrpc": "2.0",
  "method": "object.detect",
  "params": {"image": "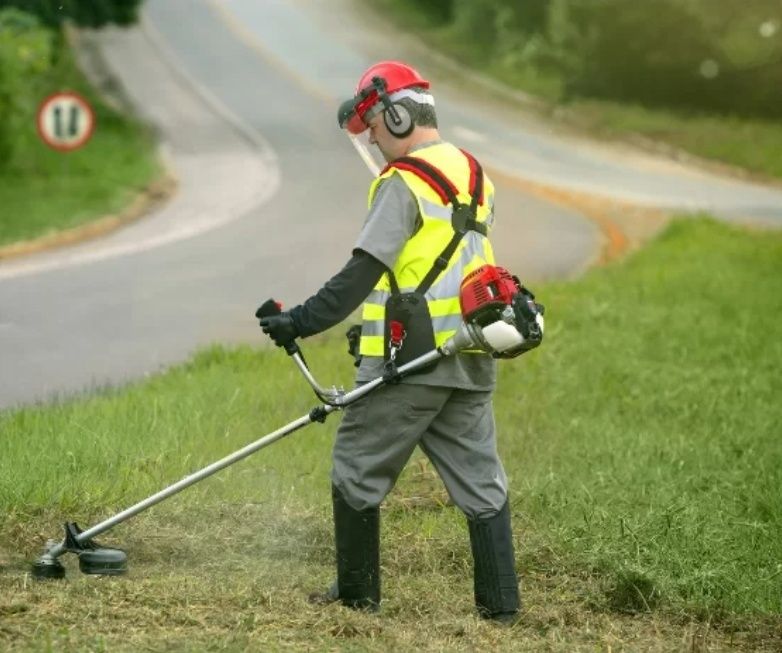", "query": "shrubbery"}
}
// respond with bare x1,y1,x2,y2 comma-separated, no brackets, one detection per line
0,1,144,172
0,8,53,169
0,0,143,28
551,0,782,117
386,0,782,118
